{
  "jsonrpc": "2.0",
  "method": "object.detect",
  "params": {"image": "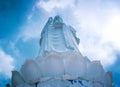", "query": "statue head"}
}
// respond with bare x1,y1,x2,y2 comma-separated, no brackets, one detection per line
53,15,63,24
47,17,53,24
